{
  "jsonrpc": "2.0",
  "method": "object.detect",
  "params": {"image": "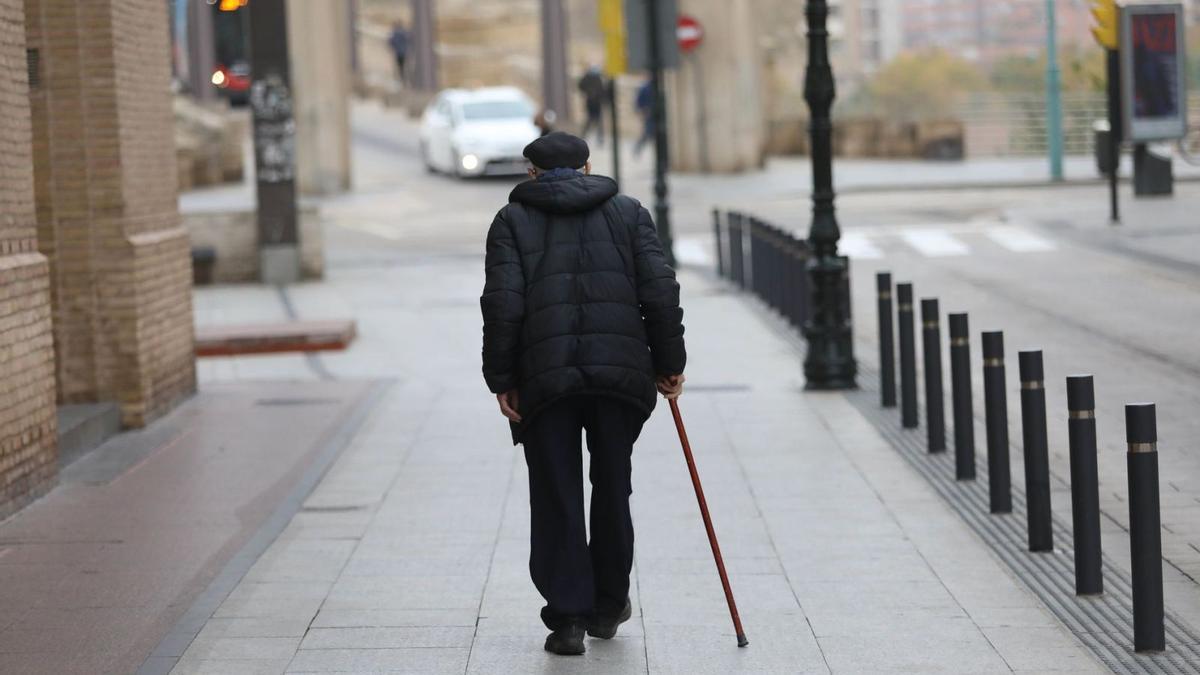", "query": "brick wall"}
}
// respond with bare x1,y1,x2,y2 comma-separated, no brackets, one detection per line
26,0,195,427
0,0,57,518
